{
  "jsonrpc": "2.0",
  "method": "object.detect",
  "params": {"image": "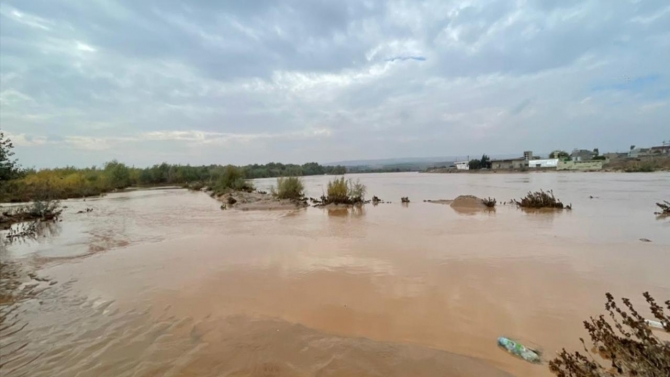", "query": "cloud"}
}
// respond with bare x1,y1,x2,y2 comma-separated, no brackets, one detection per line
1,0,669,168
385,56,427,62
